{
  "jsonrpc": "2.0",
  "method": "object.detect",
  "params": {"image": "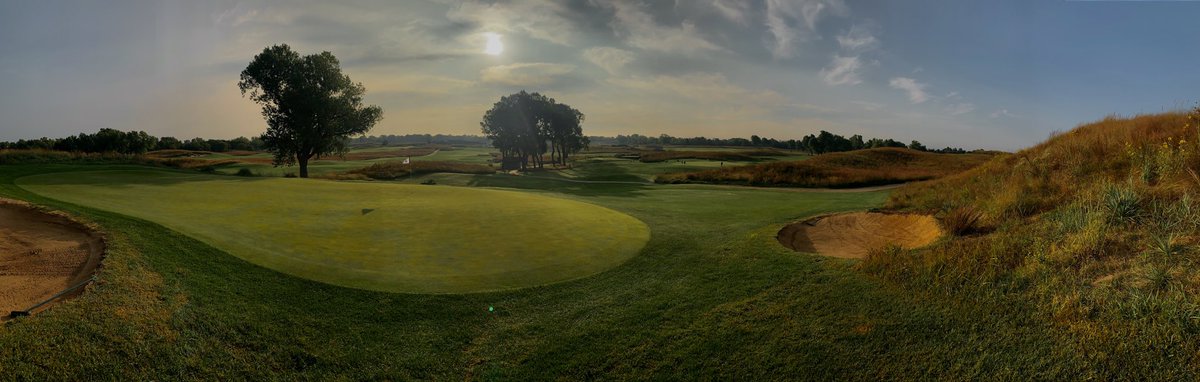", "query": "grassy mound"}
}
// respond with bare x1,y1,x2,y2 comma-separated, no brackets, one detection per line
18,169,649,293
877,111,1200,374
656,147,993,188
343,160,493,180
